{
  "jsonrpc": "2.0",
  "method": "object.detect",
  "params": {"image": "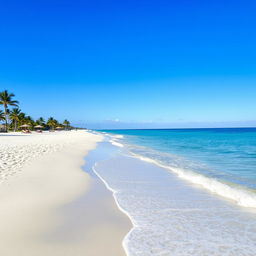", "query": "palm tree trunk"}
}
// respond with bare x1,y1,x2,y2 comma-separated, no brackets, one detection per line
4,105,8,132
14,120,17,132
